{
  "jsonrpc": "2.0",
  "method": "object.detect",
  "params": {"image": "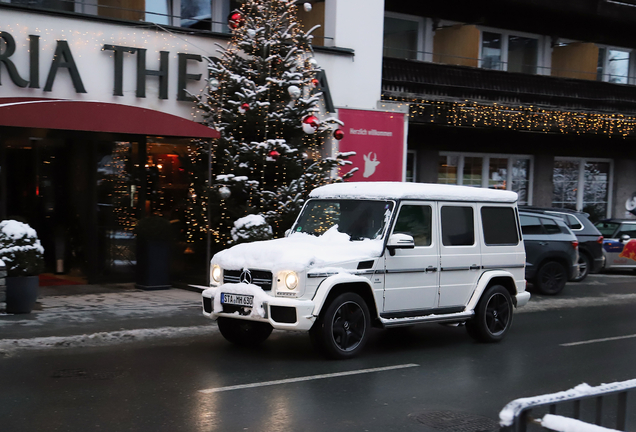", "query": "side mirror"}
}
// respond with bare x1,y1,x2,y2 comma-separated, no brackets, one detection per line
387,233,415,256
284,229,291,237
621,234,631,242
